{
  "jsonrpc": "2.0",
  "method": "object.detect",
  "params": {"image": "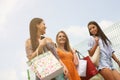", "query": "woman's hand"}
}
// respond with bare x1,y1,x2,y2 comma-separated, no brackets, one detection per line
59,60,69,78
38,39,46,53
63,65,69,78
89,36,99,56
94,36,99,45
38,37,54,53
117,61,120,67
